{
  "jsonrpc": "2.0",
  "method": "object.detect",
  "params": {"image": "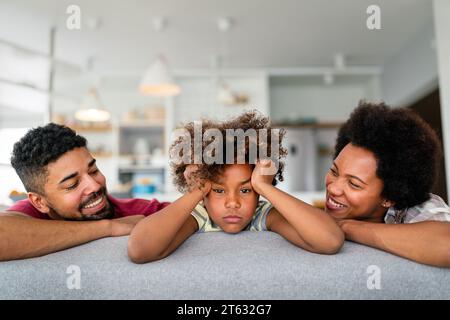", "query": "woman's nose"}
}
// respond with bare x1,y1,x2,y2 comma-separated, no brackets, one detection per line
328,178,344,196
